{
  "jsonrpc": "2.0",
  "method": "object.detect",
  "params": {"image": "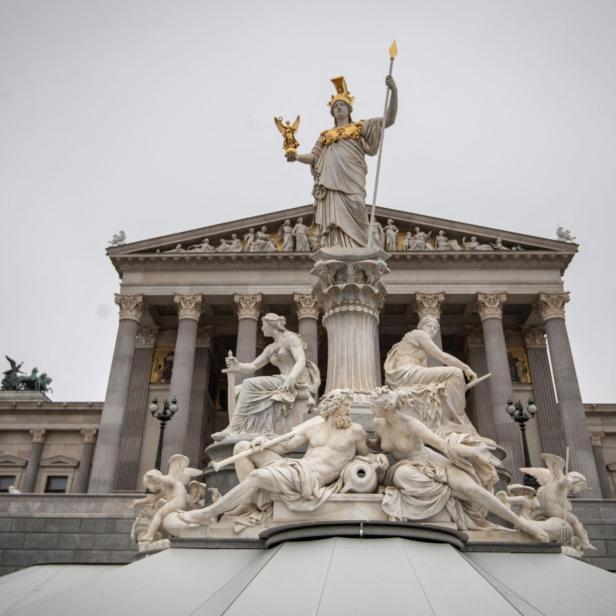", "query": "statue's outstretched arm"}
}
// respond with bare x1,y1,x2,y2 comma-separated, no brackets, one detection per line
287,151,315,165
384,75,398,128
417,332,476,379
